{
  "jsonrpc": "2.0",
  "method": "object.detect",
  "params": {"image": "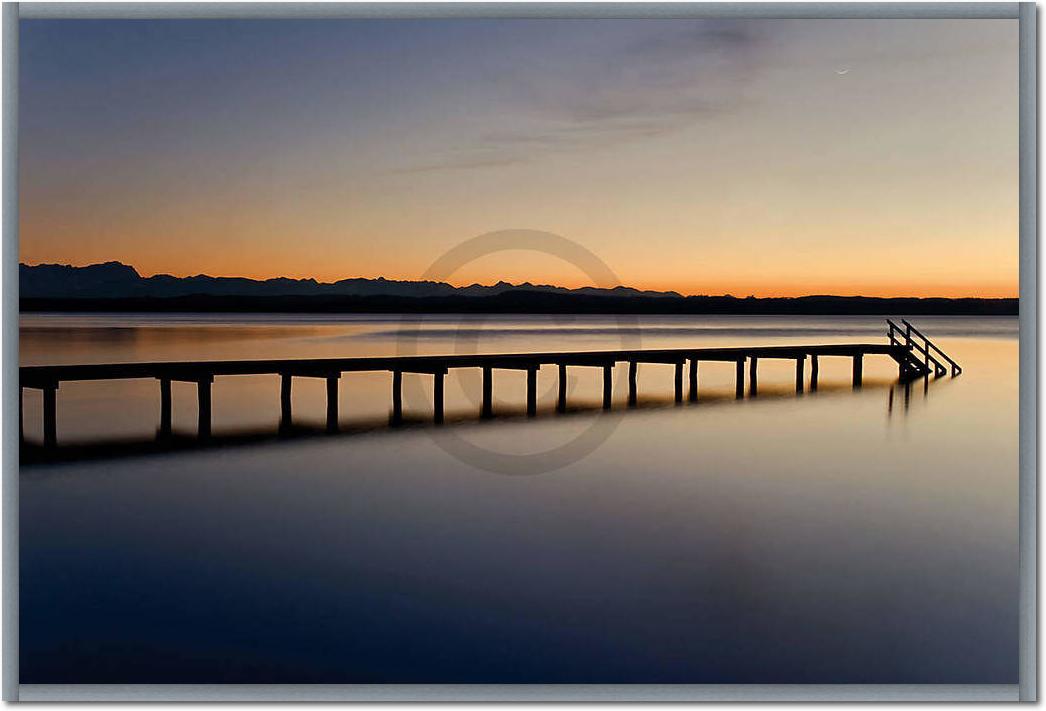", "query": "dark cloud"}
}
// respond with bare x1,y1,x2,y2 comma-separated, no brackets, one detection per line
396,20,768,174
